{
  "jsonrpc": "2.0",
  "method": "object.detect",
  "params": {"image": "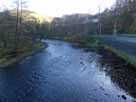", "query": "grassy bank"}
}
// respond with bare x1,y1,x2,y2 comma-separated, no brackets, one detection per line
61,36,136,68
103,45,136,67
0,42,45,68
